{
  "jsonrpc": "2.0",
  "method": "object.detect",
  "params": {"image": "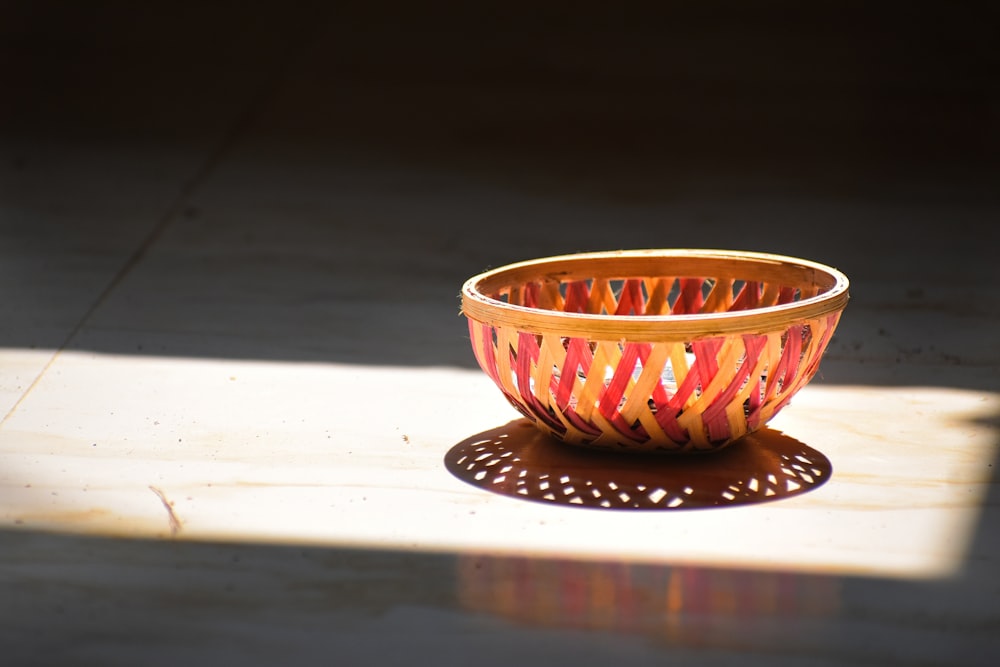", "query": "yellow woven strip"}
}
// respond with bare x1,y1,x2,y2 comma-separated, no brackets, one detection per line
573,341,618,422
534,333,558,407
494,325,519,396
684,336,741,415
801,284,820,299
619,342,674,445
666,343,697,408
795,318,821,368
577,342,622,420
664,339,709,444
635,406,670,444
589,410,623,444
537,279,562,311
469,320,489,370
720,338,773,437
676,410,709,448
562,417,596,443
761,331,784,399
702,277,734,313
781,316,829,399
756,399,776,425
744,339,773,402
603,280,621,314
508,284,523,307
644,277,674,314
532,337,574,437
541,330,571,410
807,314,830,359
619,342,670,423
724,400,749,441
760,281,782,307
755,331,788,423
587,278,609,314
572,372,600,422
